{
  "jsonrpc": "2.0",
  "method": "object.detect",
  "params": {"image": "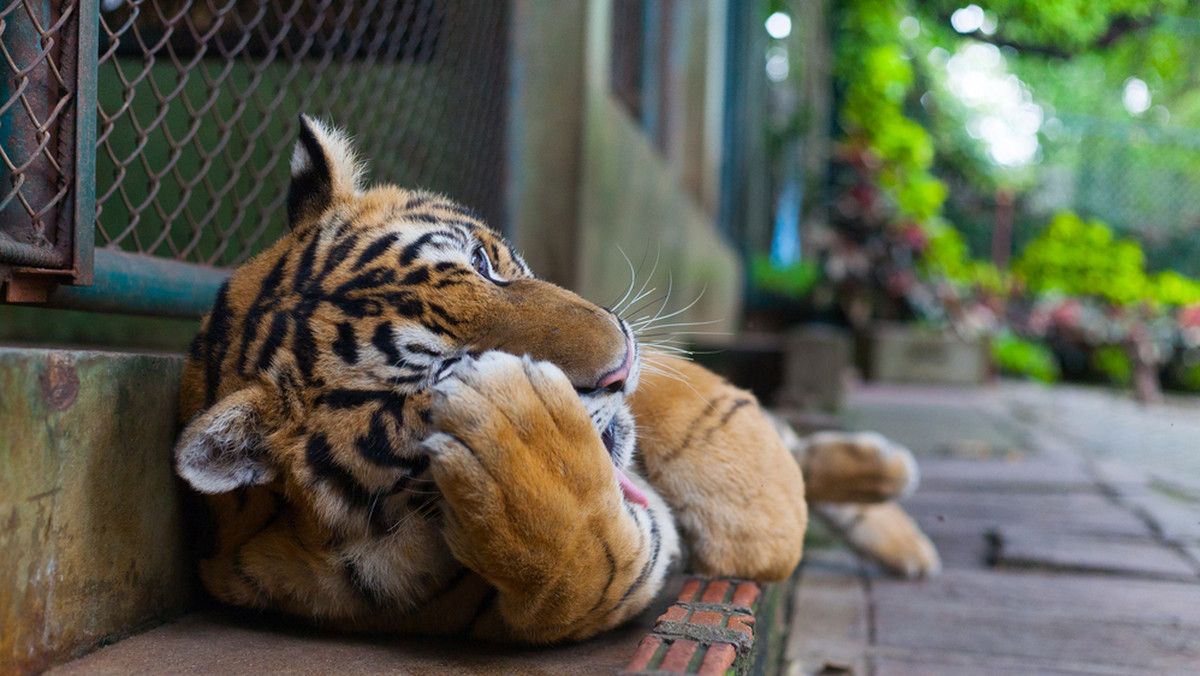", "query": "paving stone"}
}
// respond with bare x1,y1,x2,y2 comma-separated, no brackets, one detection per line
872,651,1159,676
1113,490,1200,545
873,601,1200,672
783,550,869,676
872,569,1200,626
843,403,1022,460
992,526,1199,581
51,607,654,676
921,530,992,571
915,459,1095,492
902,491,1151,539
